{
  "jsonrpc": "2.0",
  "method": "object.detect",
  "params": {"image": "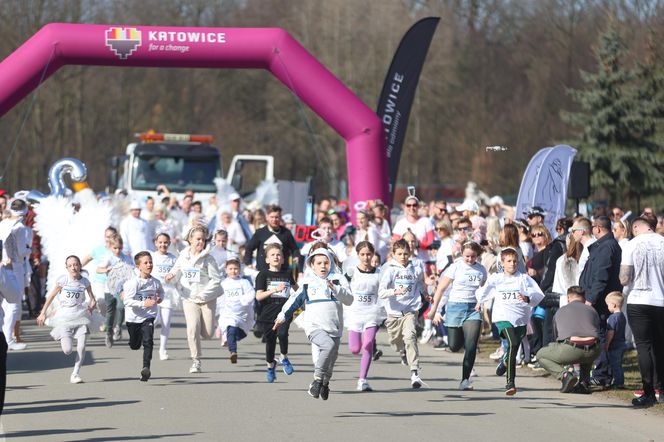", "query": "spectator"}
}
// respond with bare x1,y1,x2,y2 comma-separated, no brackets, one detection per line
612,218,631,249
525,206,545,227
579,215,622,387
243,205,300,273
119,200,153,256
569,217,594,274
228,192,252,242
392,195,434,261
619,216,664,408
537,286,600,395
